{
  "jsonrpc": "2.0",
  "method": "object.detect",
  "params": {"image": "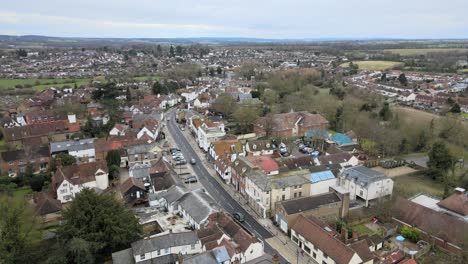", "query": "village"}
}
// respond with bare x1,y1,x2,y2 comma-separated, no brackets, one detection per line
0,40,467,264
